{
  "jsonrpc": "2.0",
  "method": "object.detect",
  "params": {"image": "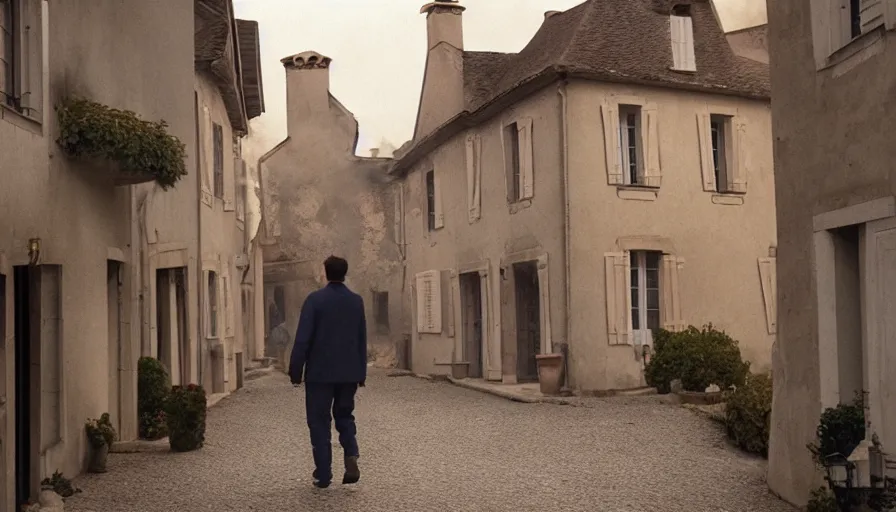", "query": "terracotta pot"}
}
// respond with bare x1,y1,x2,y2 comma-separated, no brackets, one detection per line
87,442,109,473
535,353,564,395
